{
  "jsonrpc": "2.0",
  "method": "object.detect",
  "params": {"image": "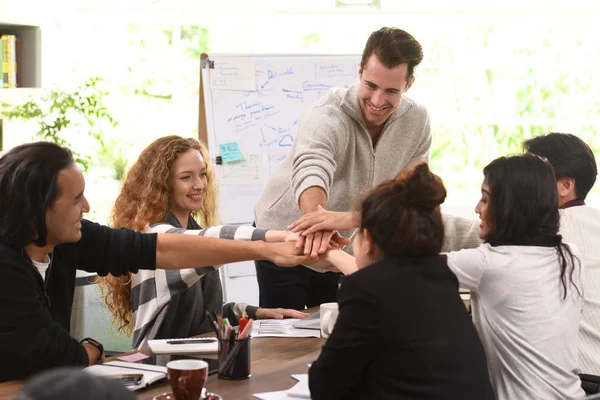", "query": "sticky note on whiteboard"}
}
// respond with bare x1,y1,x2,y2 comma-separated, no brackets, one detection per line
219,142,243,163
210,58,256,91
